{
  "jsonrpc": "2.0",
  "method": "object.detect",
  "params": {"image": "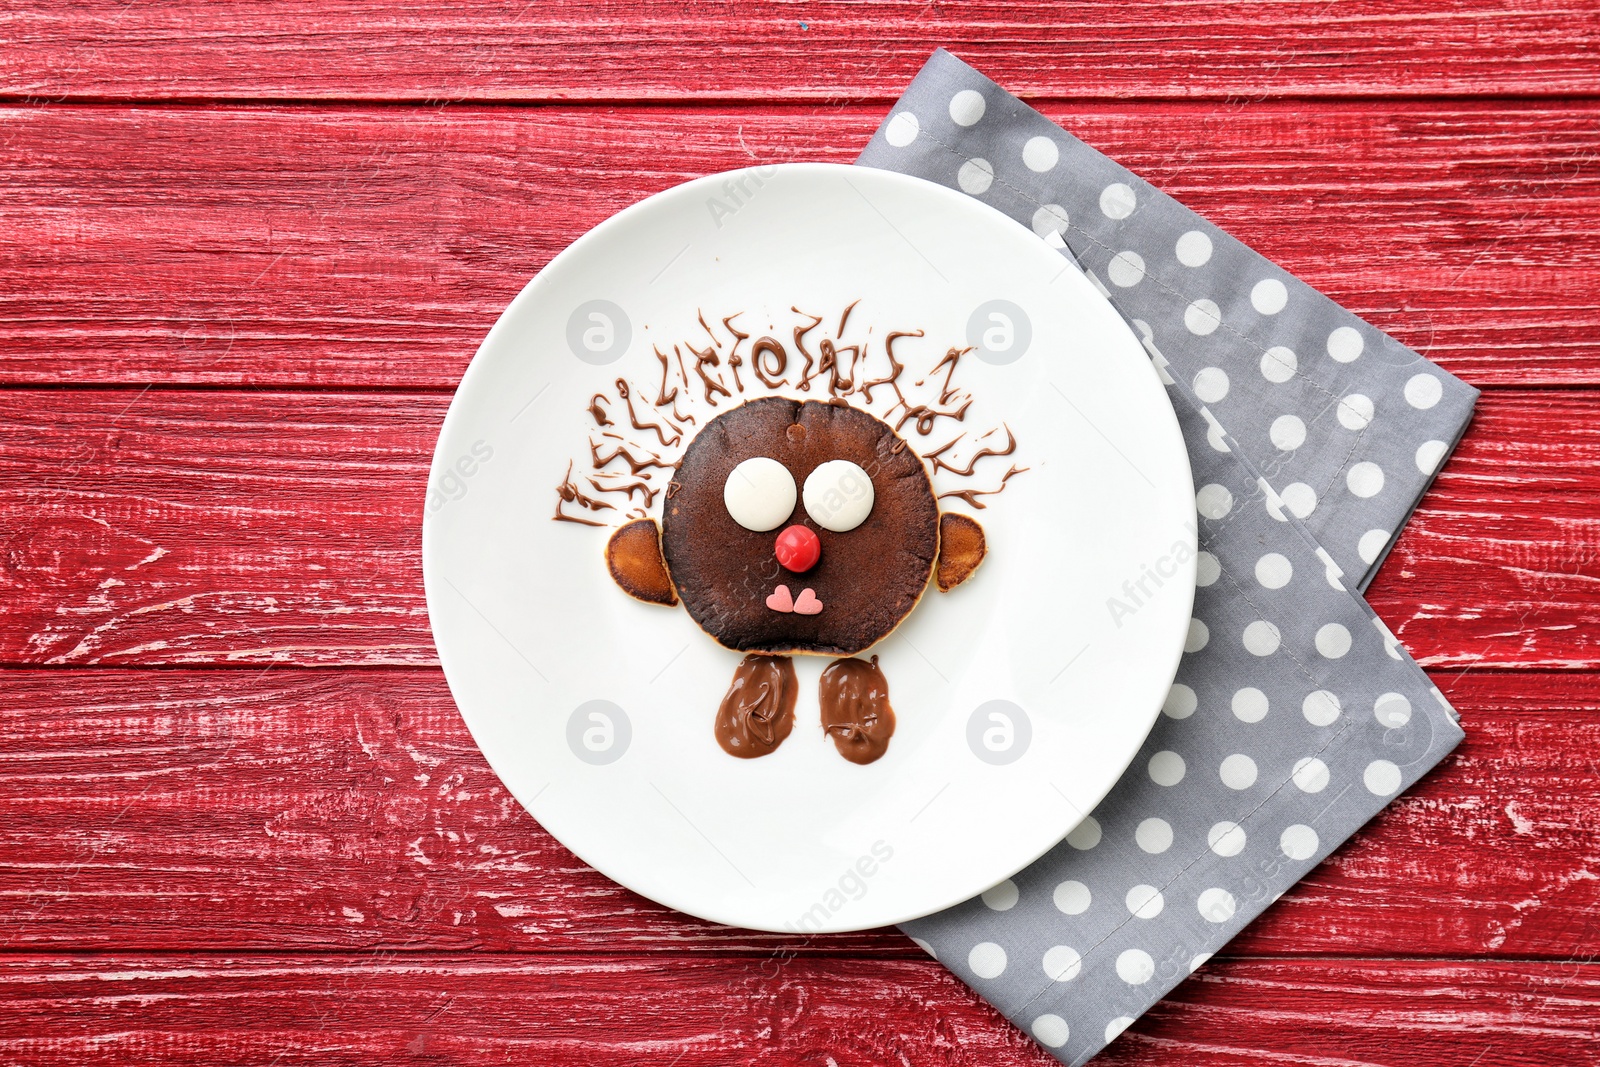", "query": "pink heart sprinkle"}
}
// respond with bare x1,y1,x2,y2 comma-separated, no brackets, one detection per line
765,585,794,613
793,588,824,615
